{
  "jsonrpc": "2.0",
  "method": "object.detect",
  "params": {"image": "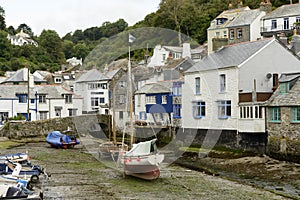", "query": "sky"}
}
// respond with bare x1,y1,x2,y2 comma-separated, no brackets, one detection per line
0,0,161,37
